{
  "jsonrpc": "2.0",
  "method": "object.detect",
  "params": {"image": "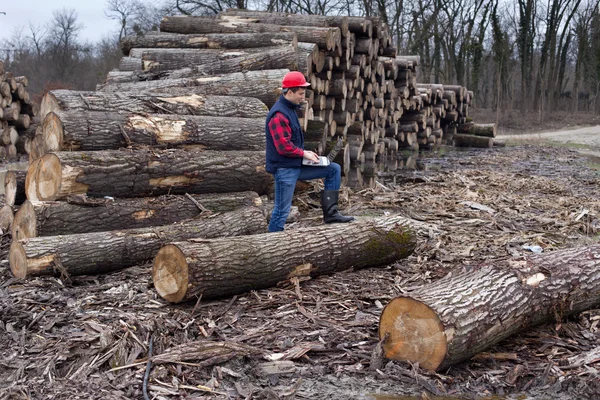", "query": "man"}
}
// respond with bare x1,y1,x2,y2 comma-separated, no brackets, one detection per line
265,71,354,232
